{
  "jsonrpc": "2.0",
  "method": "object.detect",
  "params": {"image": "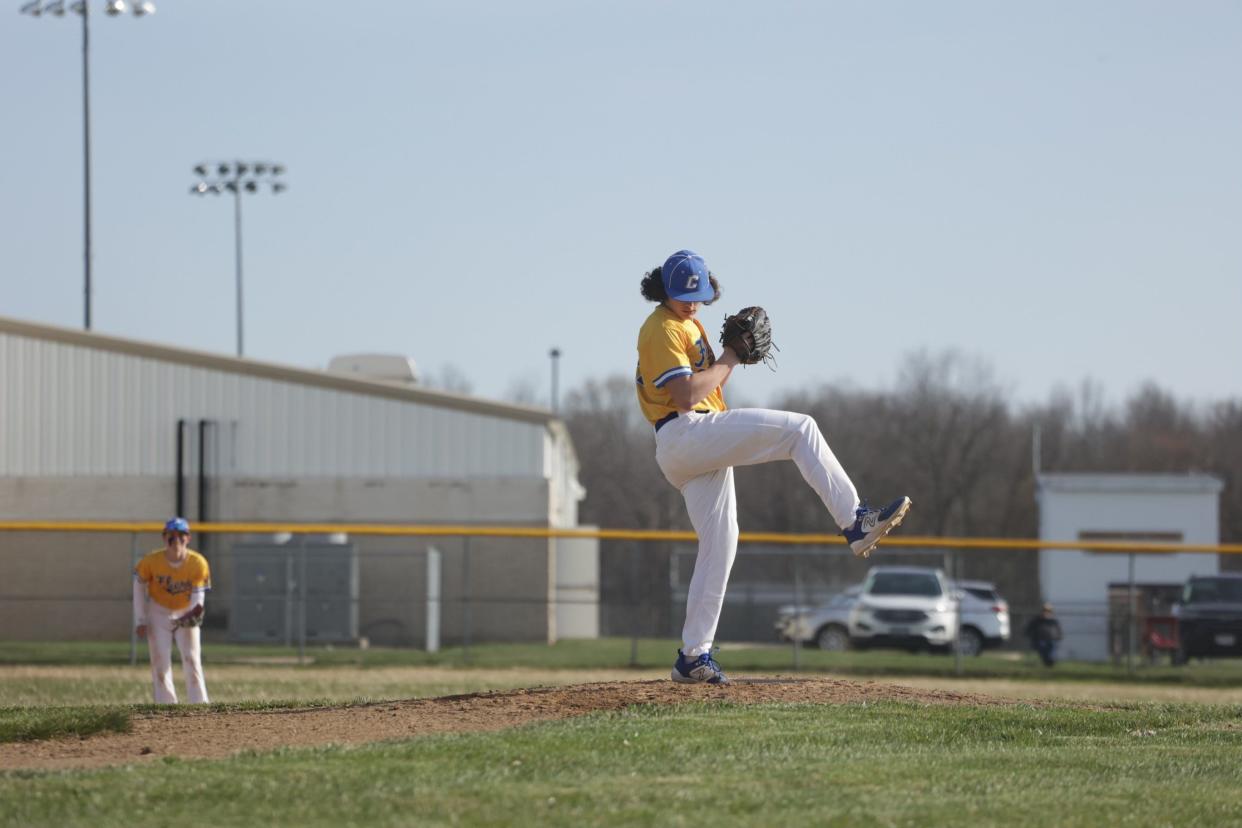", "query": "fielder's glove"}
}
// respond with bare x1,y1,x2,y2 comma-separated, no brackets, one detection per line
171,604,204,630
720,306,777,367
